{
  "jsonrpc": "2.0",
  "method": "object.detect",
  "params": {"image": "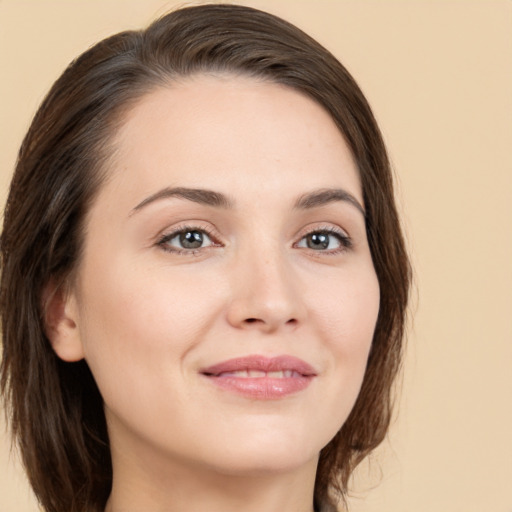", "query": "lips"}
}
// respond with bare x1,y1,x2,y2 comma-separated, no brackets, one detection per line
200,355,316,399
